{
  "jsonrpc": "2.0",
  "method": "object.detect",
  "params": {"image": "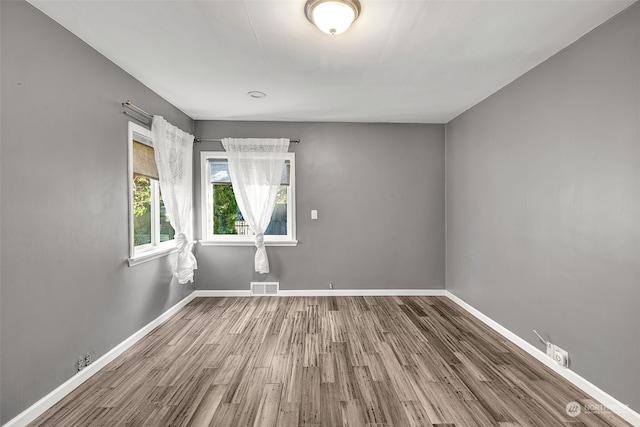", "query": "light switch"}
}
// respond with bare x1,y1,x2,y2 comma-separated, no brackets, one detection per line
311,209,318,220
